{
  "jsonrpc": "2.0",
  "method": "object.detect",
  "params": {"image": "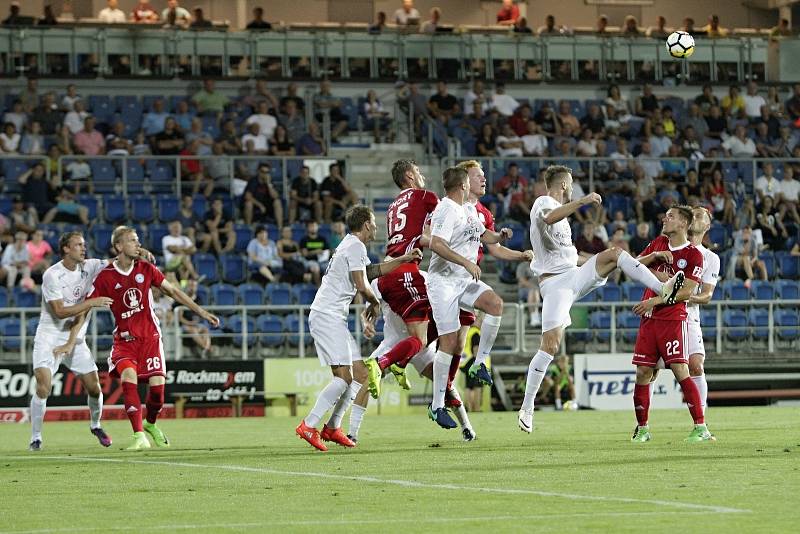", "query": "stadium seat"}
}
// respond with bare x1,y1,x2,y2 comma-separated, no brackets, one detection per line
233,224,253,253
266,284,292,307
103,195,127,223
157,196,179,222
26,316,39,336
192,253,219,284
226,315,257,348
265,223,280,242
130,195,155,223
722,280,749,302
285,314,312,347
192,196,208,219
776,279,799,300
616,311,640,343
707,224,729,248
76,195,99,220
292,283,317,305
91,224,114,255
589,310,611,342
749,308,769,340
775,310,800,340
220,254,246,284
0,318,22,350
238,283,265,306
759,252,776,279
750,280,775,301
723,309,749,341
211,283,238,309
256,313,285,347
13,288,37,308
194,284,210,305
622,282,645,302
0,288,8,308
778,252,800,279
700,309,717,341
599,283,623,302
